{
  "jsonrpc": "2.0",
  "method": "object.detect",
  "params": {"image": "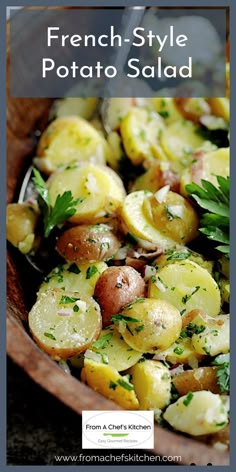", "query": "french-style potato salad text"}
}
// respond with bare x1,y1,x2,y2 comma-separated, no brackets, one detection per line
7,90,230,450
